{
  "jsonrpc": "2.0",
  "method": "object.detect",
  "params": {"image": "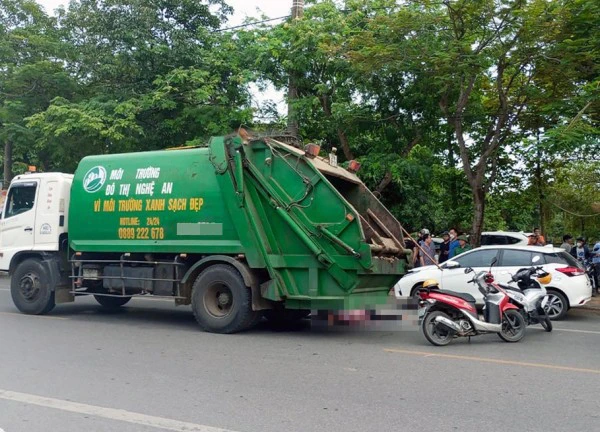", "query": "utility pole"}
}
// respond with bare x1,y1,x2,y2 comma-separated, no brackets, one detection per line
286,0,304,138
